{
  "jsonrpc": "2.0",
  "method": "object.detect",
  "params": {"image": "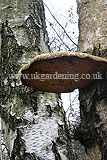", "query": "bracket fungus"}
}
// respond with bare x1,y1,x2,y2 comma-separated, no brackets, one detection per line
19,51,107,93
